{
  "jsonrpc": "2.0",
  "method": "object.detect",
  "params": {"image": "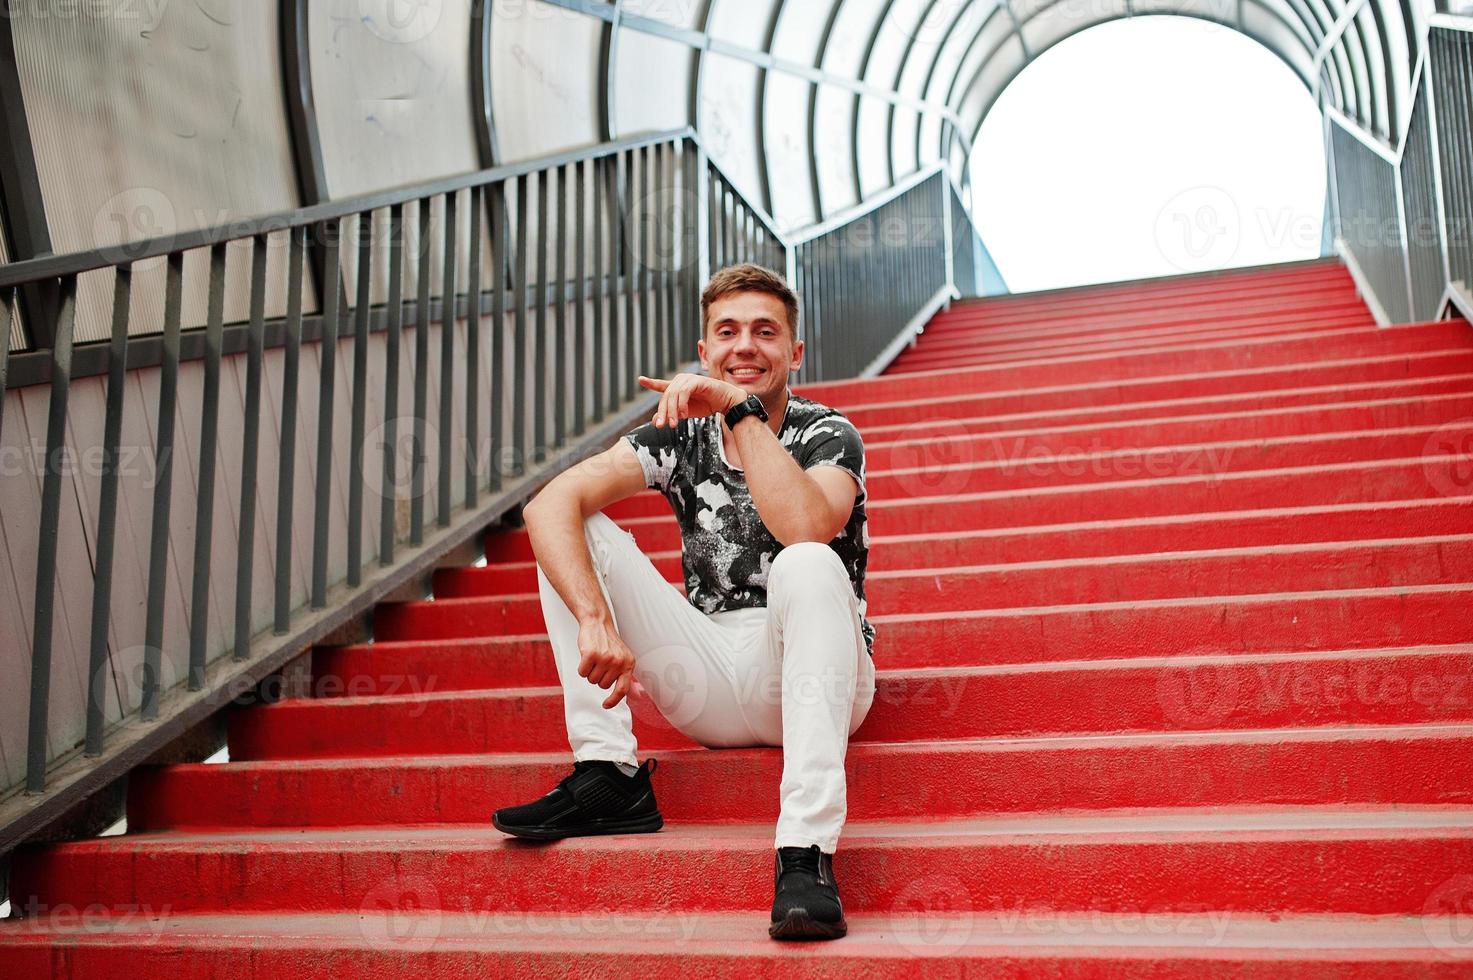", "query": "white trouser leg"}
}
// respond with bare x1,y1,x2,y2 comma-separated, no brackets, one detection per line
736,542,876,853
537,512,763,767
